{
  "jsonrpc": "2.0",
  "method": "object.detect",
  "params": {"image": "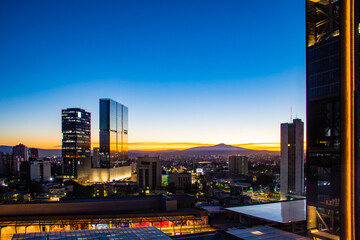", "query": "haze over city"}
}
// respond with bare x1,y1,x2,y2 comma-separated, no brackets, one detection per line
0,0,305,151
